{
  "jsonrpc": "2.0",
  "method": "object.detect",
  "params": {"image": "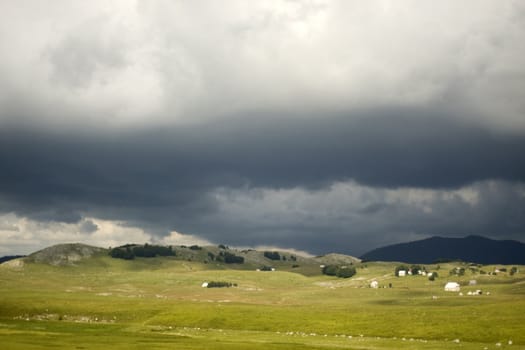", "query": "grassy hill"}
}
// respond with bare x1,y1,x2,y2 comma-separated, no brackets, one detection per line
1,244,524,349
24,243,361,276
